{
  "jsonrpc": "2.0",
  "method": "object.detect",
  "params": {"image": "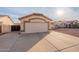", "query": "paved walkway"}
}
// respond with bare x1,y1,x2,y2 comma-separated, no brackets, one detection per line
0,31,79,52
